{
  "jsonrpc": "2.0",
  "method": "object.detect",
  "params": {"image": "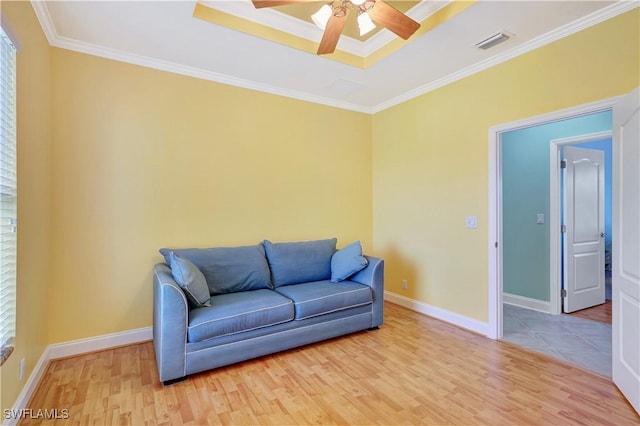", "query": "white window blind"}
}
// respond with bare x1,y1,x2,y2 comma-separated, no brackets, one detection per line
0,25,17,365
